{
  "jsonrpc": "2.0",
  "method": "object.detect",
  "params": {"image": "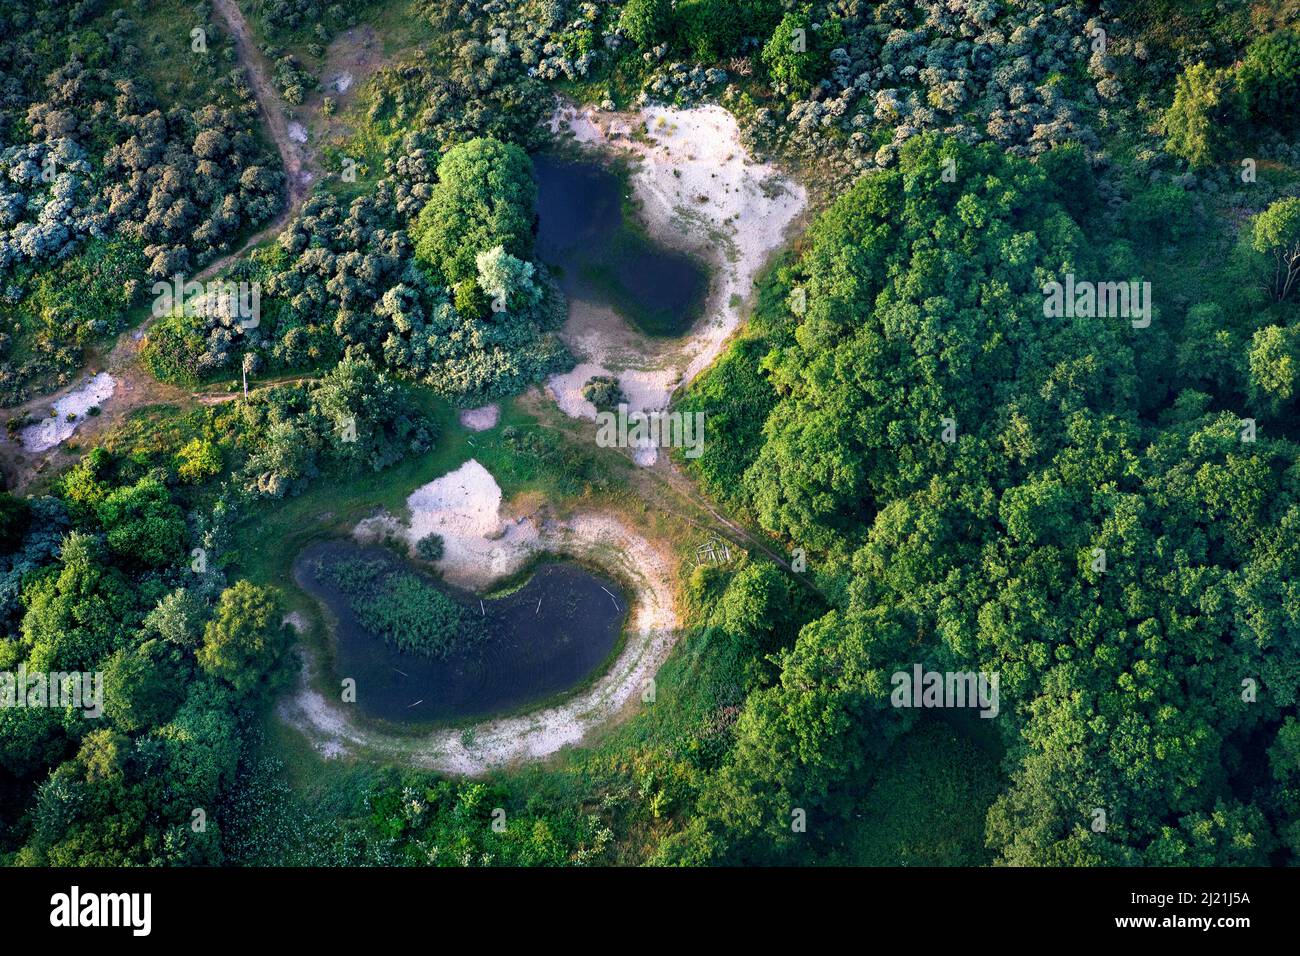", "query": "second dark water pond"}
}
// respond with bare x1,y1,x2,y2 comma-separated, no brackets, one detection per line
294,540,627,724
533,153,709,337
